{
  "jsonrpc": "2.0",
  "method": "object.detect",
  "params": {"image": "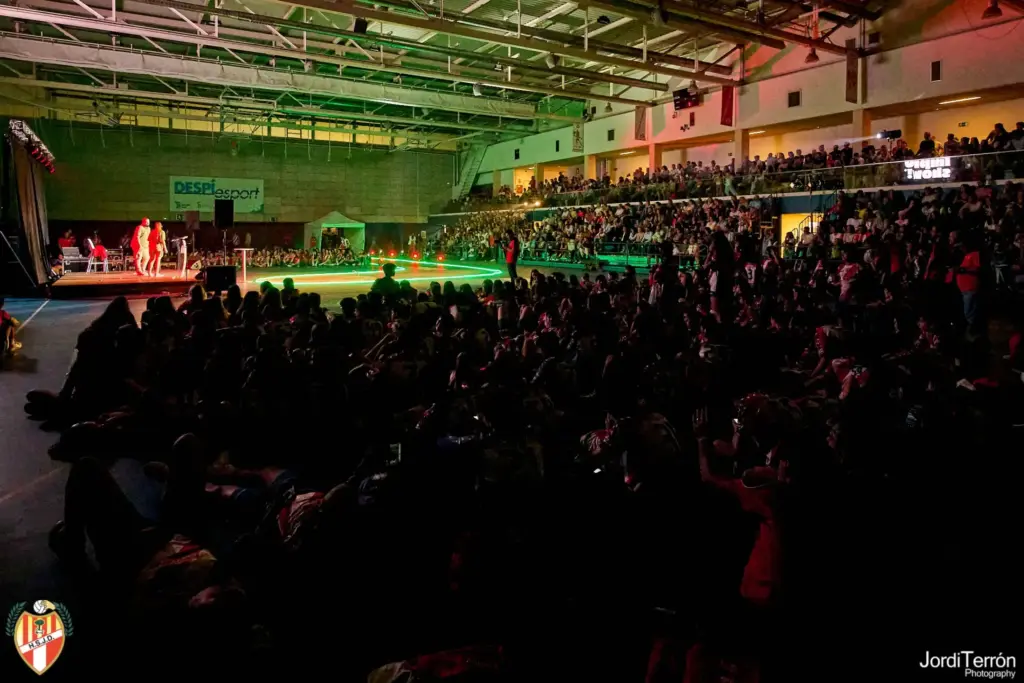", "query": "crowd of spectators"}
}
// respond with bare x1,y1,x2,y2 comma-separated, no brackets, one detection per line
20,168,1023,678
448,122,1024,212
190,245,366,269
